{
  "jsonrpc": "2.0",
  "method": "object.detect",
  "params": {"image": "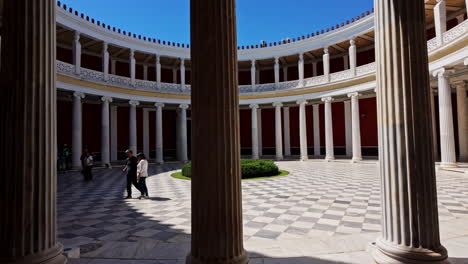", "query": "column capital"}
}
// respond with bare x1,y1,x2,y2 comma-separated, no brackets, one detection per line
296,99,308,105
321,97,334,103
298,53,304,60
156,54,161,63
129,100,140,106
74,31,81,41
155,102,165,108
73,92,85,99
101,96,113,103
273,102,283,108
103,42,108,51
432,67,454,78
350,38,356,46
180,58,185,65
130,49,135,57
249,104,259,109
274,56,280,64
452,80,466,89
251,59,256,67
324,47,329,54
348,92,361,98
179,104,189,110
436,0,445,3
